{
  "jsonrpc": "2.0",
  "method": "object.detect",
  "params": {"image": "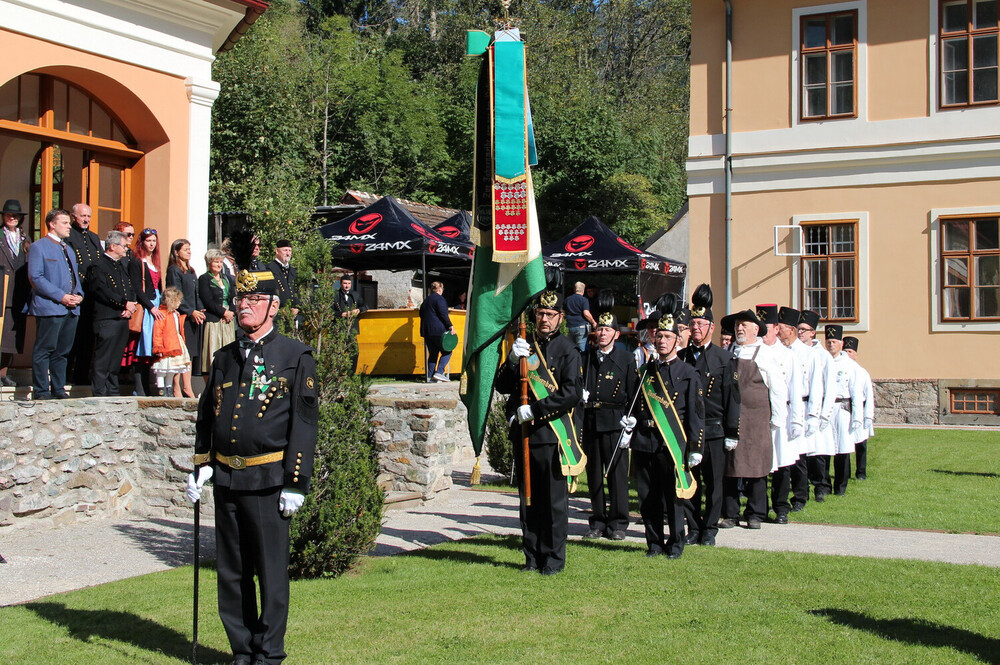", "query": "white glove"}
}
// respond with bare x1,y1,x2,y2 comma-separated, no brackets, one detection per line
279,489,305,517
688,452,703,467
510,337,531,360
724,438,738,451
789,423,804,440
805,417,818,437
619,415,637,431
185,466,213,504
581,389,590,404
819,417,831,432
864,418,873,430
619,430,632,449
850,420,861,433
516,405,534,424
